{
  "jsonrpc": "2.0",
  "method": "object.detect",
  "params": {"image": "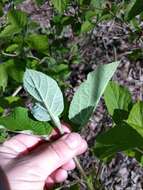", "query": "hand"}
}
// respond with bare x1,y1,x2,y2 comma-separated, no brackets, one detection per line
0,125,87,190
